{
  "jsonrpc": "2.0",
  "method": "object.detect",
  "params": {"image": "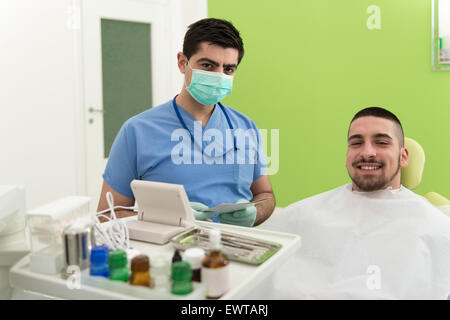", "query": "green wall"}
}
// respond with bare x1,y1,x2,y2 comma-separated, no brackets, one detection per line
209,0,450,207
